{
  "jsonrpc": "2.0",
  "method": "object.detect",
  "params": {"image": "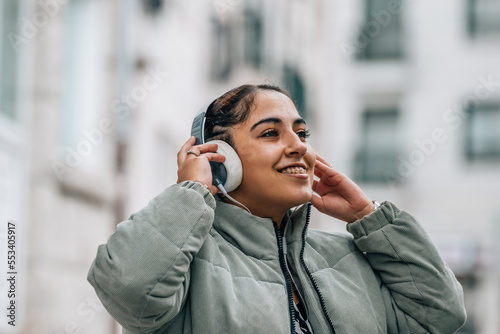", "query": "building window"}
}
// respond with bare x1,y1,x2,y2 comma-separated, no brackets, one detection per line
58,0,106,174
143,0,163,15
0,0,20,120
283,65,307,120
465,103,500,161
354,109,399,183
468,0,500,36
210,19,233,81
243,7,263,68
357,0,403,60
